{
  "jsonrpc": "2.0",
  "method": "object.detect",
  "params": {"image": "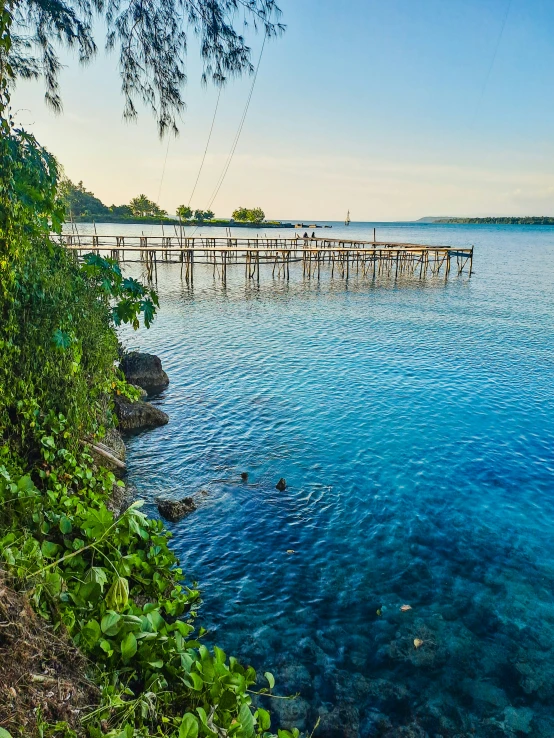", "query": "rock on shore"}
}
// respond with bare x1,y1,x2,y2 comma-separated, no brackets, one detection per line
114,394,169,431
120,352,169,391
156,496,197,522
